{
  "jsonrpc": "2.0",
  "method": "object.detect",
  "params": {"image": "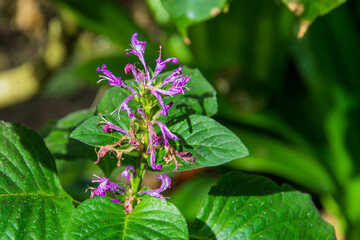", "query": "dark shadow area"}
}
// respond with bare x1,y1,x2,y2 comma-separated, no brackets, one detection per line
172,92,216,117
189,219,217,240
207,171,295,197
